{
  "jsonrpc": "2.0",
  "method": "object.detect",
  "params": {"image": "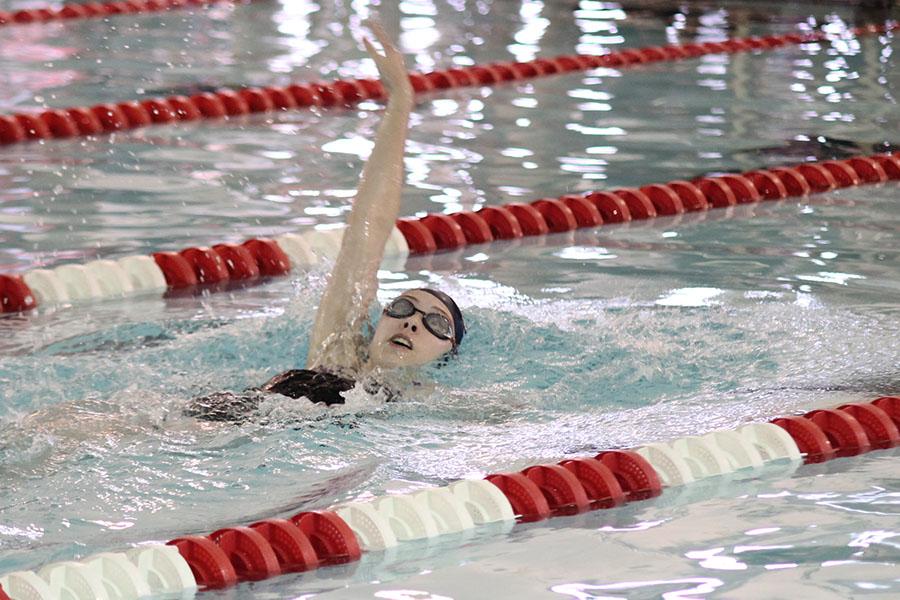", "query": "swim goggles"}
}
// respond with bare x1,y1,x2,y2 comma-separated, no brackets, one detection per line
383,297,455,344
